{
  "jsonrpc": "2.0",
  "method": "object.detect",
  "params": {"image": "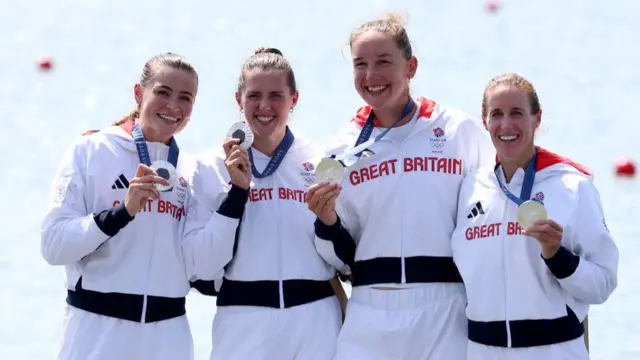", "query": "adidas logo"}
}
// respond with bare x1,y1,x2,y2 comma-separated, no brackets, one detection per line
467,201,485,219
111,174,130,189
